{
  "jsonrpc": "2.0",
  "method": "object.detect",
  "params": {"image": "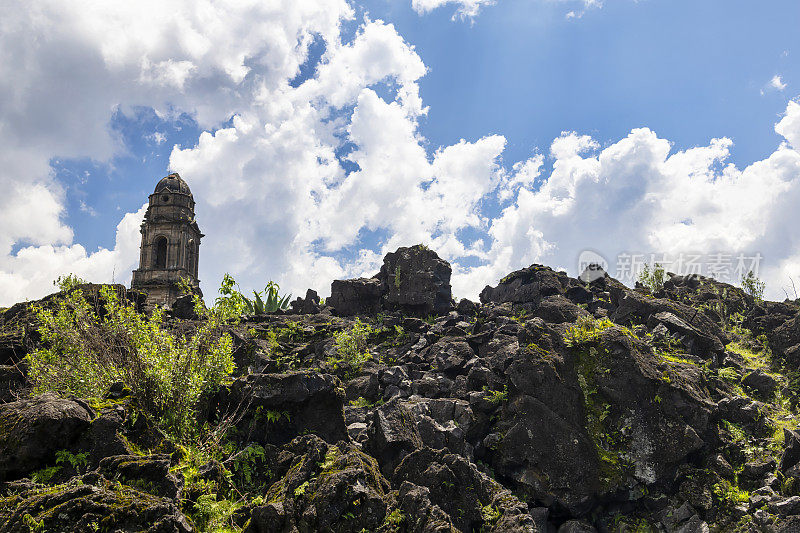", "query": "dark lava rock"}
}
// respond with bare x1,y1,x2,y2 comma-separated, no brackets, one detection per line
226,371,348,446
170,294,198,320
780,428,800,474
0,365,25,403
558,520,597,533
246,436,391,533
364,399,424,477
378,244,453,316
329,278,383,316
0,478,191,532
98,454,183,499
531,295,589,324
742,368,779,398
393,447,537,532
480,264,573,307
611,289,727,357
493,327,711,512
290,289,322,314
0,392,93,481
457,298,479,316
395,481,454,532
